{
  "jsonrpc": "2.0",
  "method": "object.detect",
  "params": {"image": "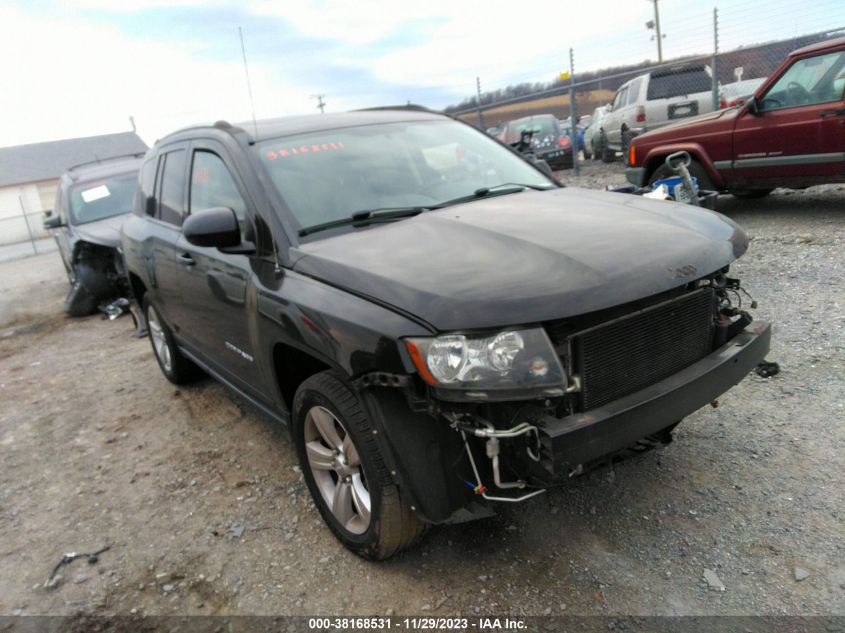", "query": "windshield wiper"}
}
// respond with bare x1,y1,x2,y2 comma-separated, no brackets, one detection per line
298,206,430,237
436,182,554,209
474,182,553,196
